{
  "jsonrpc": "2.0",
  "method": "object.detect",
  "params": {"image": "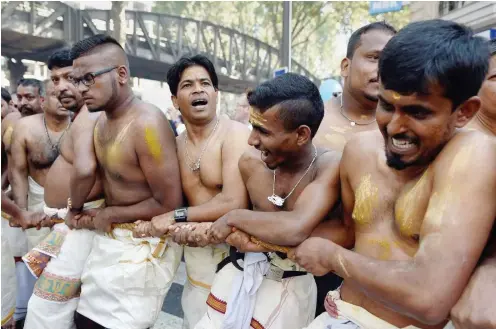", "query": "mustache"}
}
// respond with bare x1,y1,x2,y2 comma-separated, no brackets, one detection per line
59,92,75,99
